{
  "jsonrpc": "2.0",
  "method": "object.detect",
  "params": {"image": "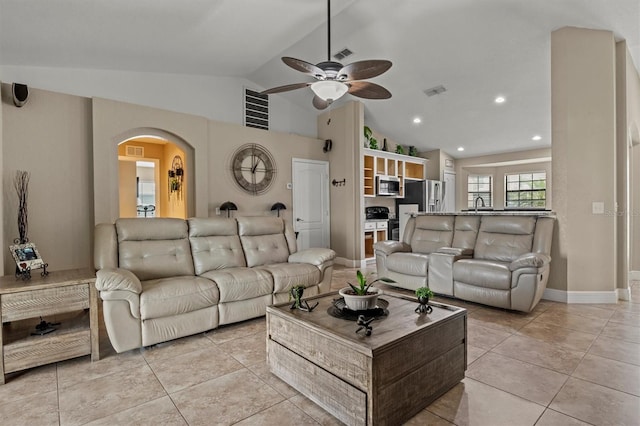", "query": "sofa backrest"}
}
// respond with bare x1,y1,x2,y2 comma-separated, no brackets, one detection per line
116,218,195,280
474,216,536,262
452,216,481,249
237,217,296,267
531,217,554,255
405,215,455,254
188,217,246,275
